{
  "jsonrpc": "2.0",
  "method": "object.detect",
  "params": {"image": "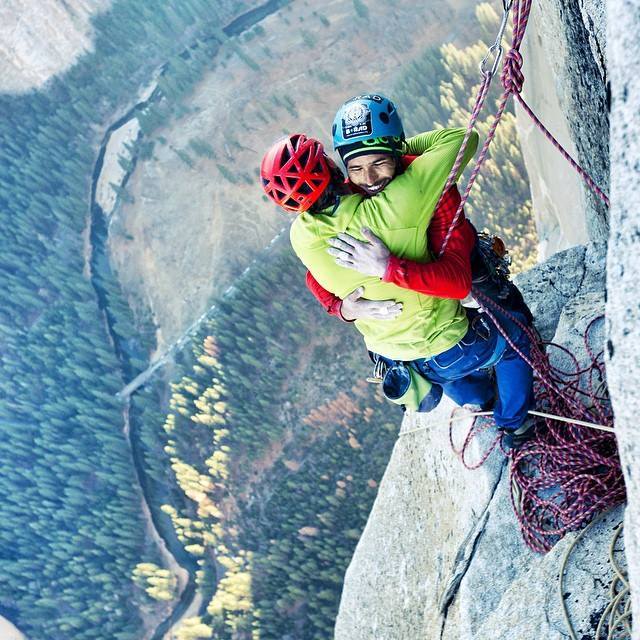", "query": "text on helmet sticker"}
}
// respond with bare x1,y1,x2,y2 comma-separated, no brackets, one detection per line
342,102,372,139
